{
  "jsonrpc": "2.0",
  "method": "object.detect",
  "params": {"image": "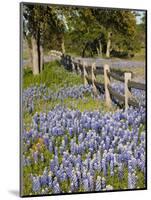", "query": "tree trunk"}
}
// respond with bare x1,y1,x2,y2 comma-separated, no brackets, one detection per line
31,35,40,75
106,32,112,58
96,47,99,56
28,47,33,68
99,40,102,57
61,37,65,54
26,39,33,68
40,45,44,72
